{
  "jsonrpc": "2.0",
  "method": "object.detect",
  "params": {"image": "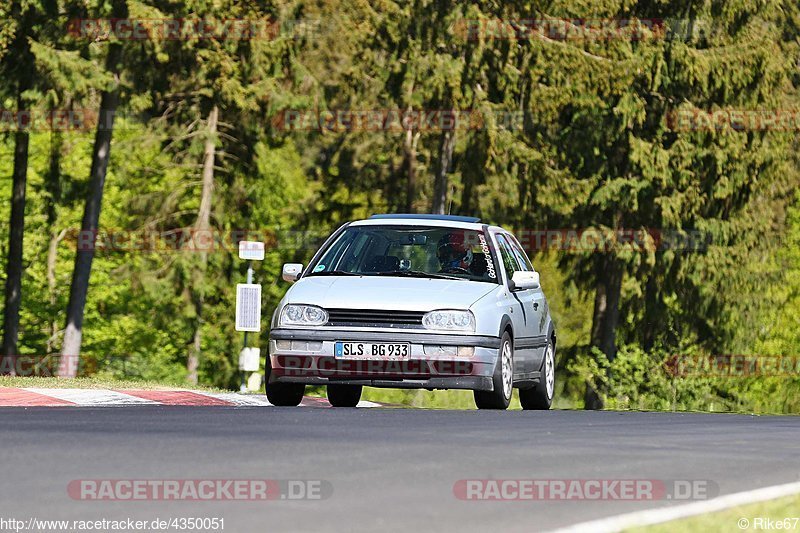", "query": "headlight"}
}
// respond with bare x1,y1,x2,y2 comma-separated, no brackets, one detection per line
422,310,475,332
280,304,328,326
